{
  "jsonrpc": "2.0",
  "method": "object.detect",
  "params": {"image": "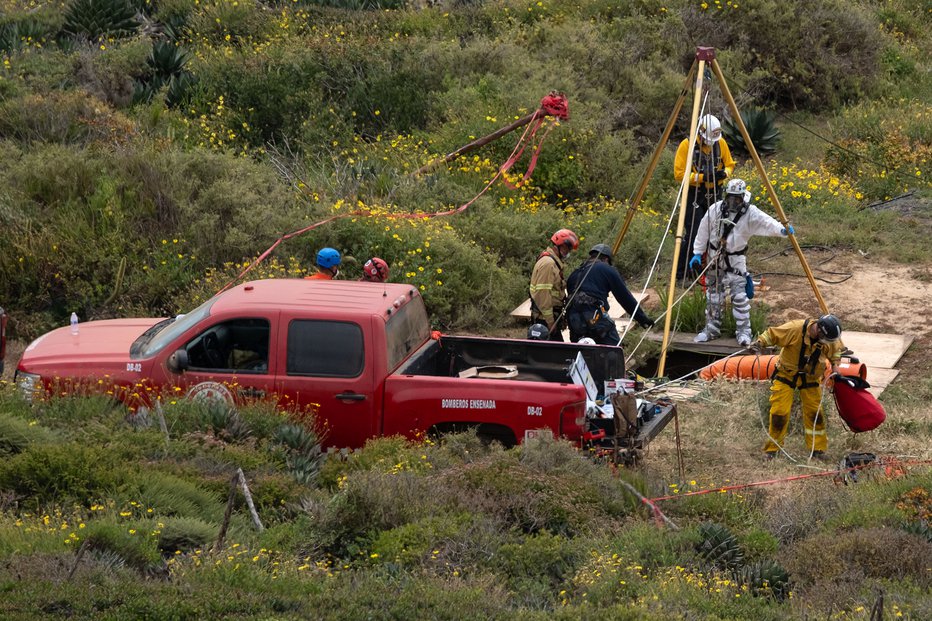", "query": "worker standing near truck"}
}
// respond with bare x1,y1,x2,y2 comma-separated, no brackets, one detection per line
360,257,390,283
565,244,654,345
306,247,341,280
529,229,579,341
